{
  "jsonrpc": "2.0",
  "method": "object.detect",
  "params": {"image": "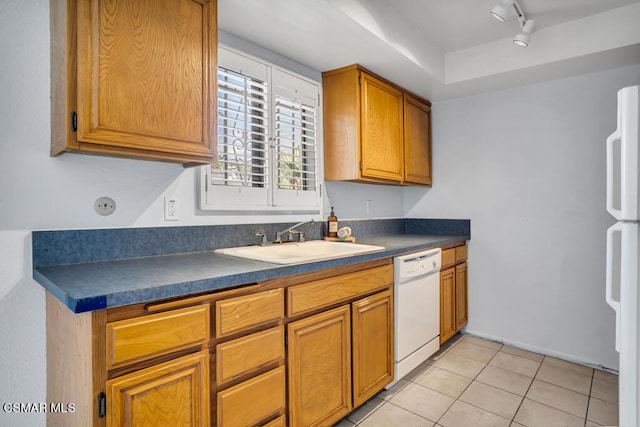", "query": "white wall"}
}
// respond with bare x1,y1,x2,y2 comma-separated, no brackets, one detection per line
0,2,402,424
405,64,640,369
